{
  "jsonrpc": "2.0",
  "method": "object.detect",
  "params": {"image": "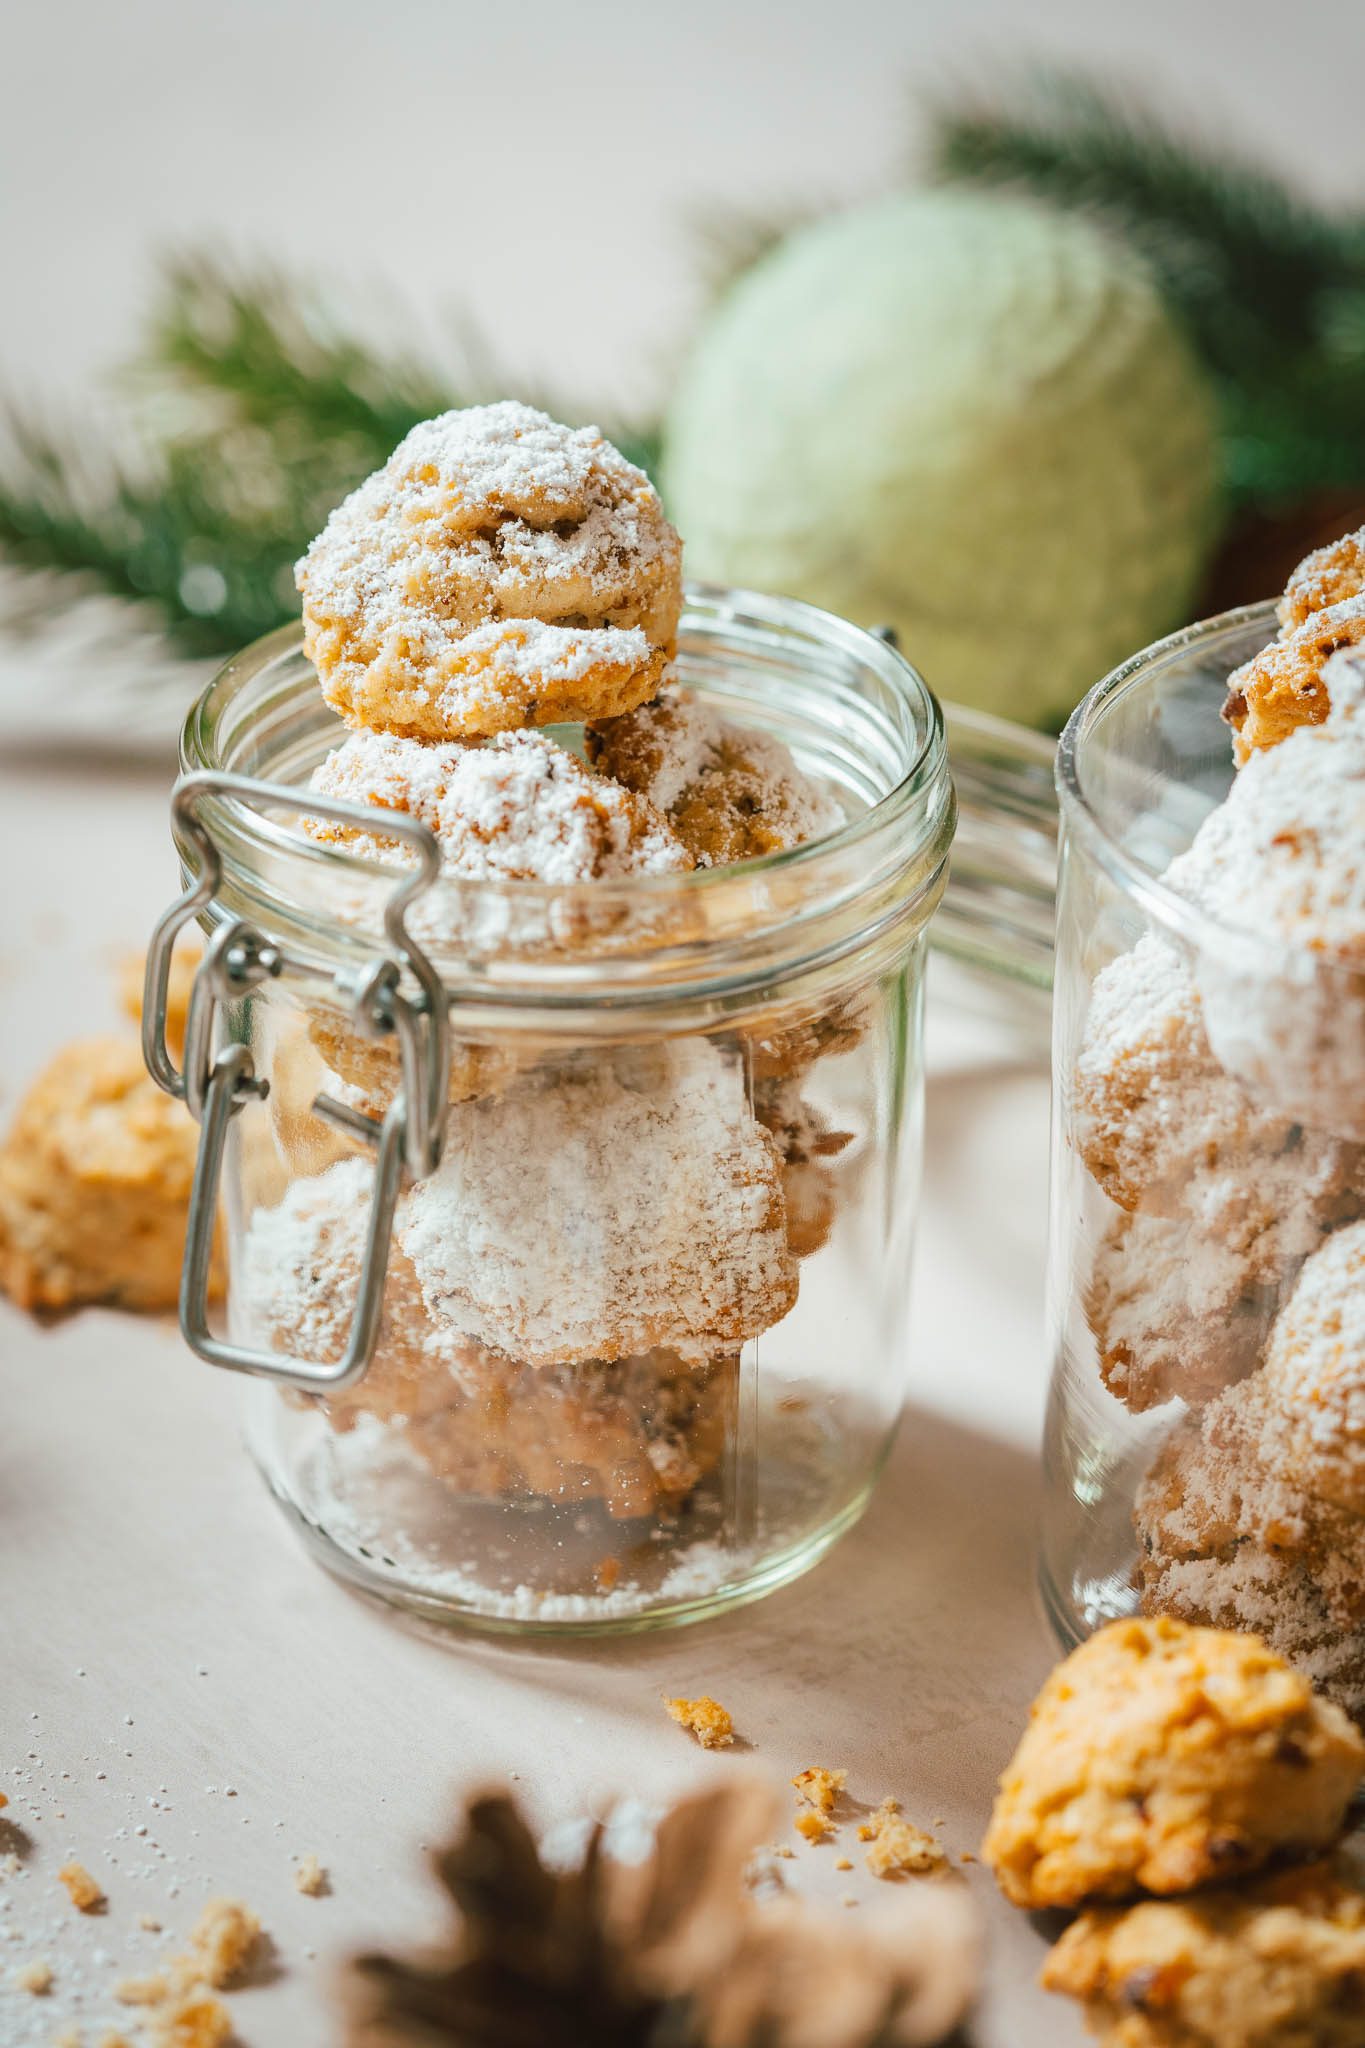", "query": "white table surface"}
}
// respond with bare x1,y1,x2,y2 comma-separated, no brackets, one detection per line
0,739,1071,2045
